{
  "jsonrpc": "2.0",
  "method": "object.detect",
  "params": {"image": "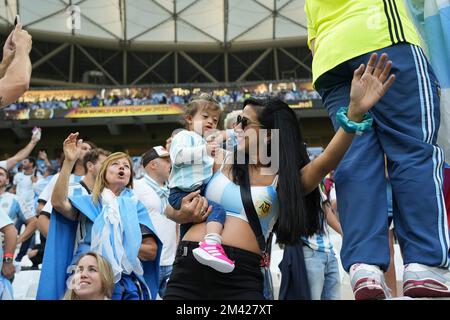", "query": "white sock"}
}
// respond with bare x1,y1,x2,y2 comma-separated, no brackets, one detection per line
204,233,222,245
